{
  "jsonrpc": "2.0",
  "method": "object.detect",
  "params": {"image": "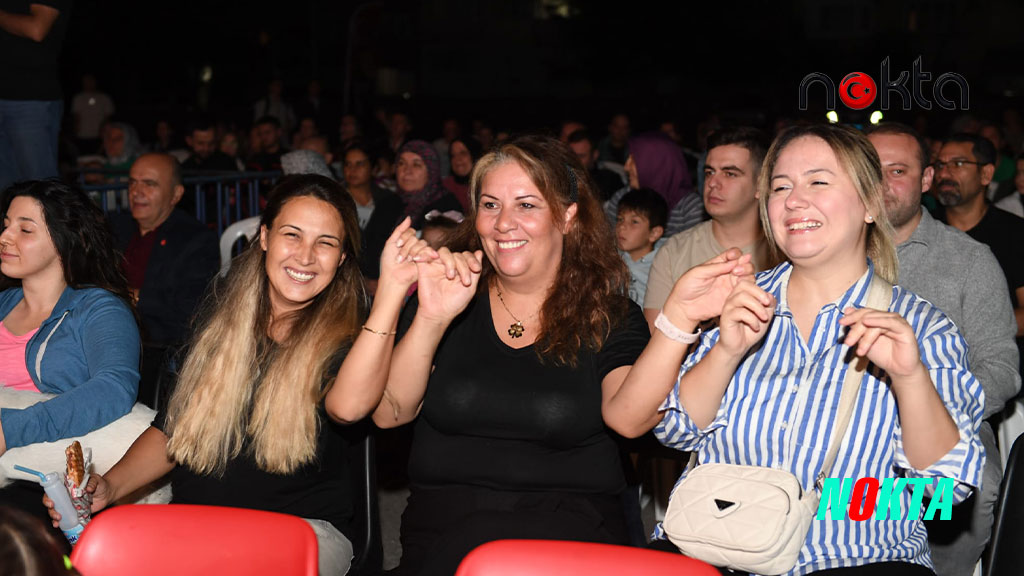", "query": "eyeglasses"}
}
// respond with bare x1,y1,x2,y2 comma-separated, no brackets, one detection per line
933,159,985,171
